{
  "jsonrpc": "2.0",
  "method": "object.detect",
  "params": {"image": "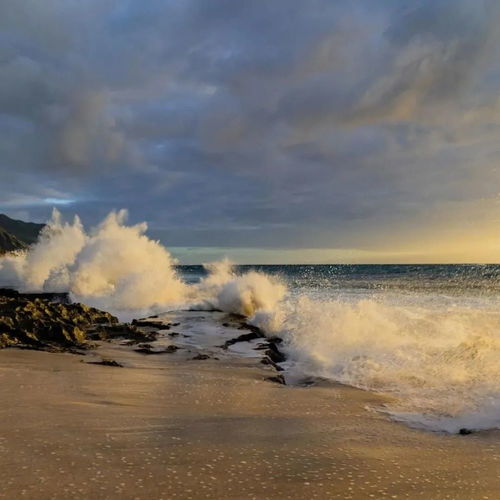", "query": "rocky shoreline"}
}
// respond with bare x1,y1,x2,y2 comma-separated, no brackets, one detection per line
0,288,155,352
0,288,287,379
1,289,482,437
